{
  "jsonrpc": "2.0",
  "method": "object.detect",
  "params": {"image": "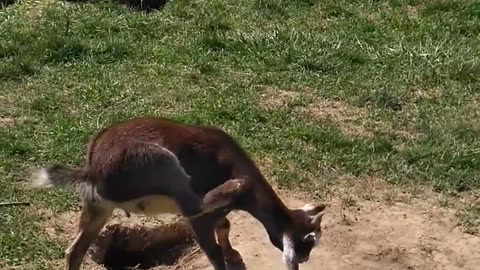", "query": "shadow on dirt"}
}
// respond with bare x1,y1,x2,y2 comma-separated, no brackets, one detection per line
90,222,195,269
90,221,247,270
